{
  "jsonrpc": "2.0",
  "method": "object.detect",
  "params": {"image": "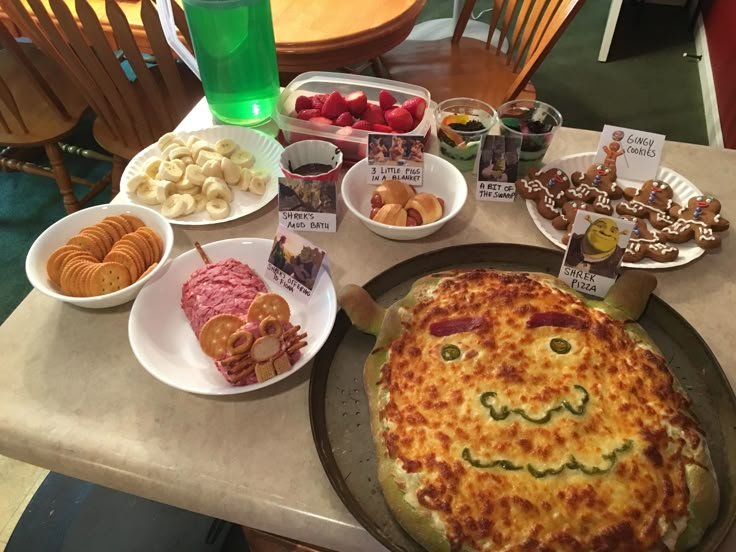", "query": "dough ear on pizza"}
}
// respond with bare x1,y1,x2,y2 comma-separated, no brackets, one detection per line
596,270,657,321
338,284,386,336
